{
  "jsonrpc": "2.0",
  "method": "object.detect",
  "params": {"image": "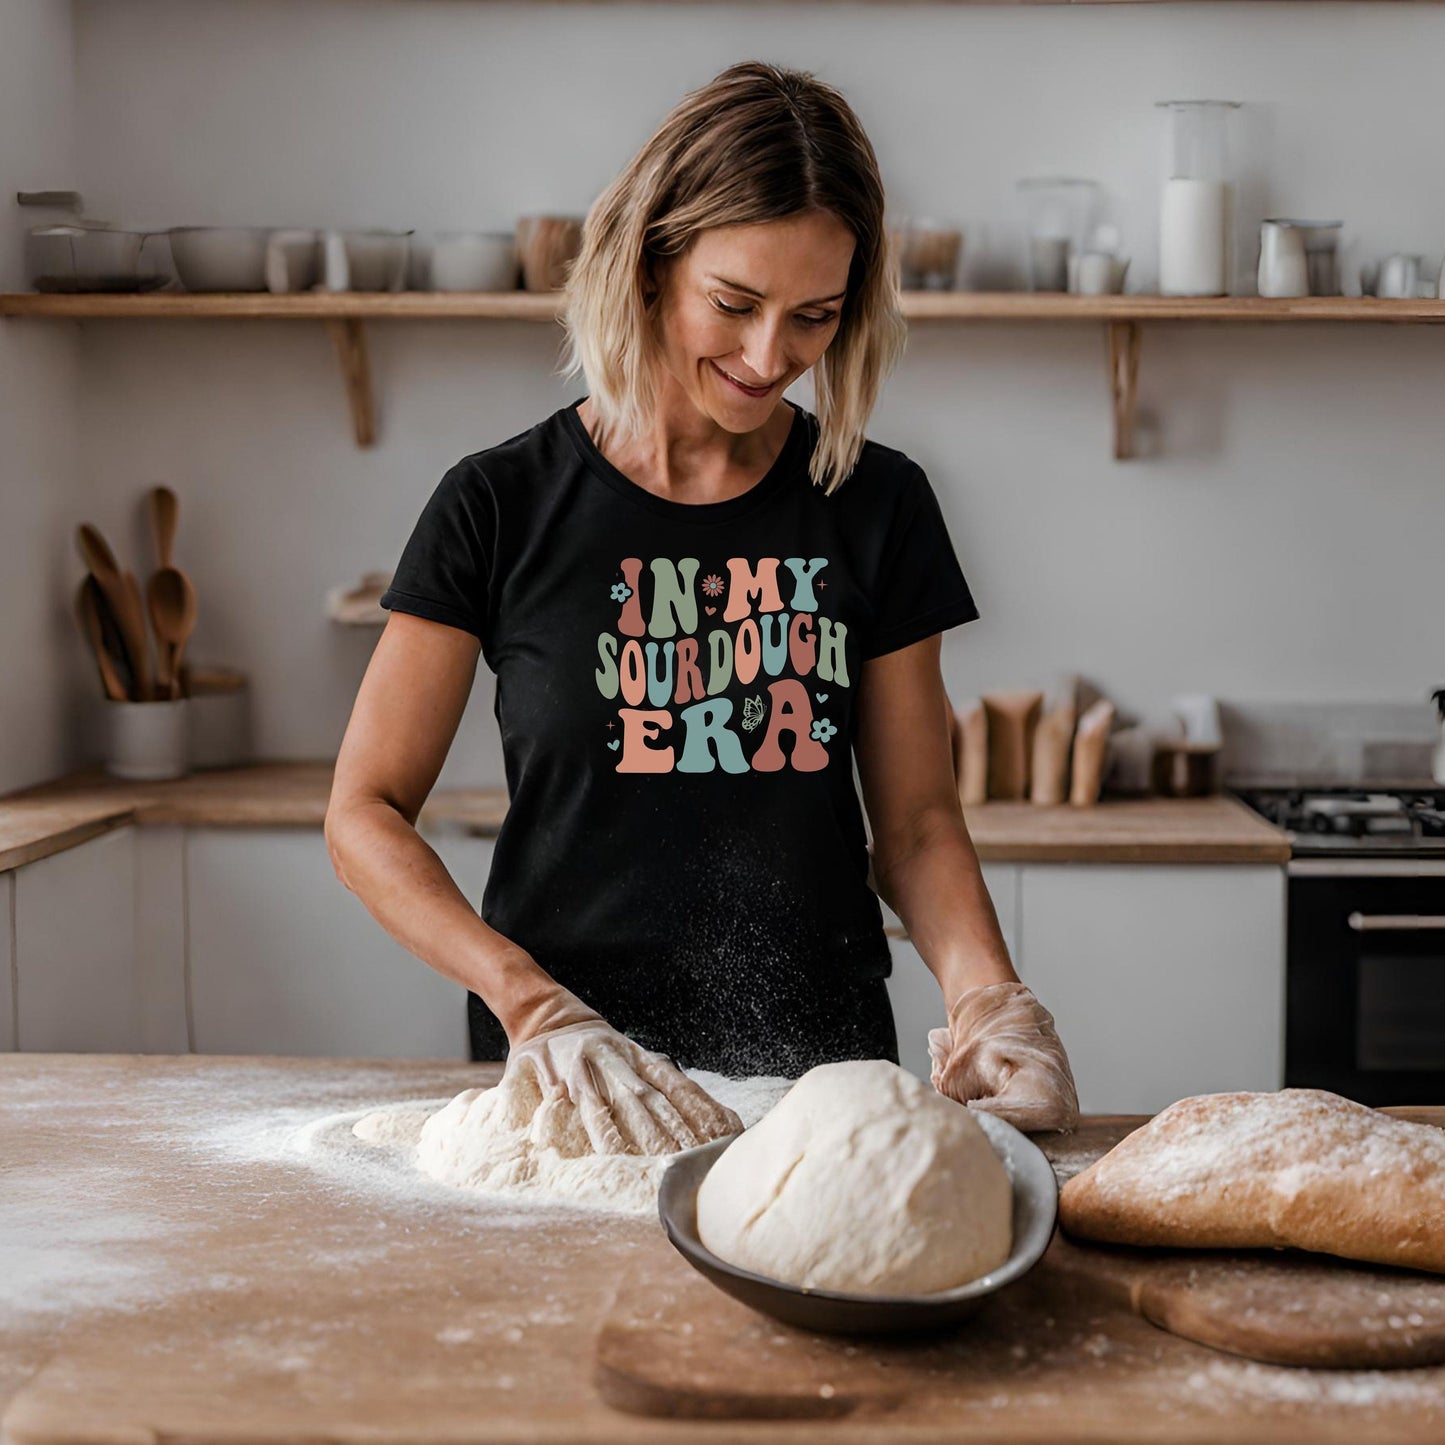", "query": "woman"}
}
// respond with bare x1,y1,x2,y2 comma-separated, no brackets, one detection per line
325,61,1078,1153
